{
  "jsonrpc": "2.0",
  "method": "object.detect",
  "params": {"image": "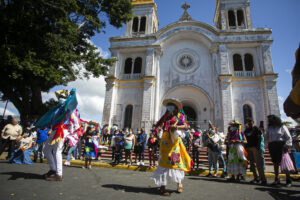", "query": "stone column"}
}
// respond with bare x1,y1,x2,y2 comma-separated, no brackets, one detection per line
219,75,233,132
154,48,162,122
210,46,222,128
219,45,230,75
102,77,117,127
261,43,274,74
220,10,227,30
264,75,280,116
141,48,156,134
